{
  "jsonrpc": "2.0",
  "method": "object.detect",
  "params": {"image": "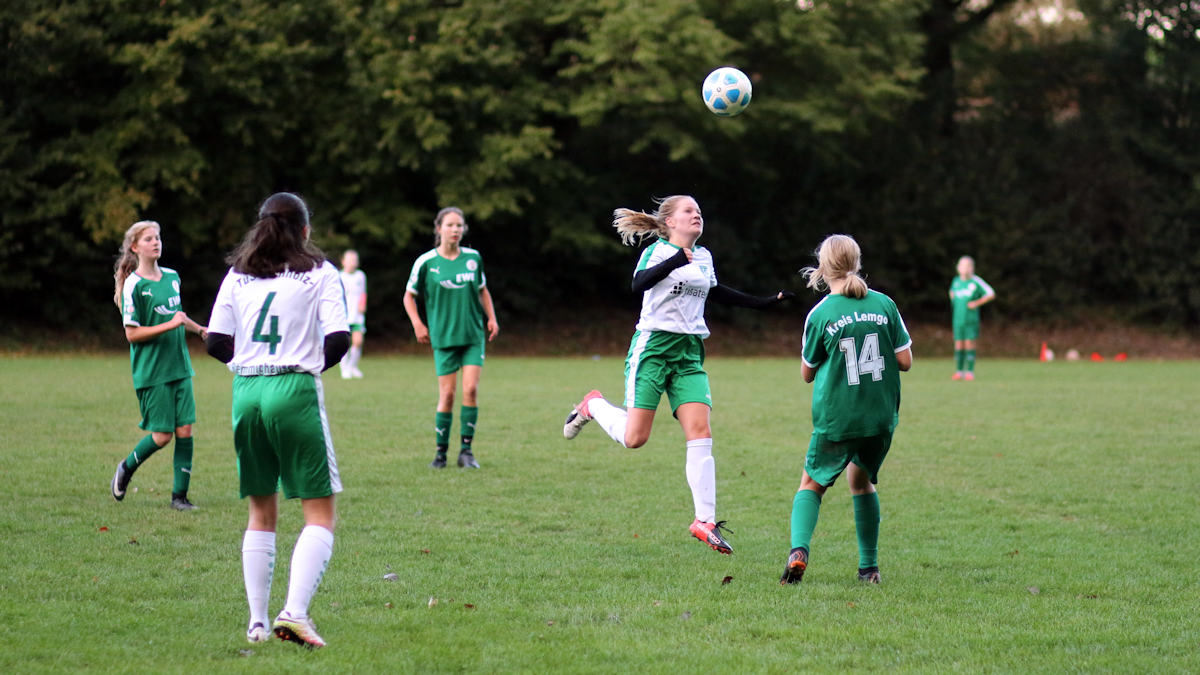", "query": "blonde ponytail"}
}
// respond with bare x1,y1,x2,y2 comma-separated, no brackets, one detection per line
113,221,160,307
801,234,869,299
612,195,693,246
